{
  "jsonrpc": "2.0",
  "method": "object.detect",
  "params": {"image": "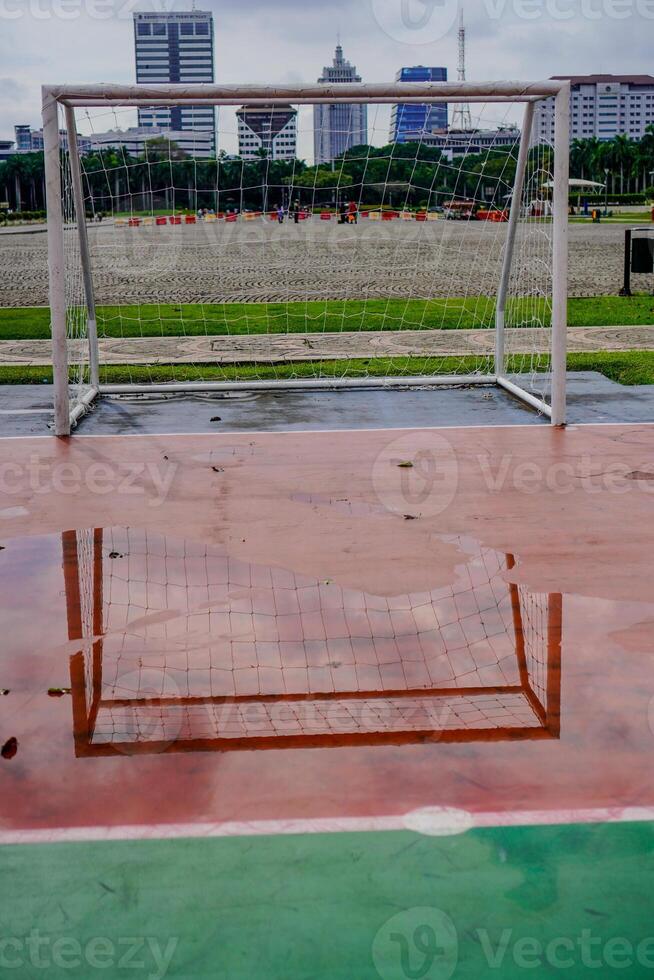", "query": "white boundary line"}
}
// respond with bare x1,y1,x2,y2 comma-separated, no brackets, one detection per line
2,421,654,443
2,805,654,846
